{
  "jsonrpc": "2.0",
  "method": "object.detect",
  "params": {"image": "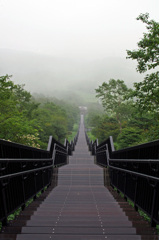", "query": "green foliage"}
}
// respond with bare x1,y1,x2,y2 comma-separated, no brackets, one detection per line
0,114,41,148
128,111,154,129
85,112,102,128
32,102,68,147
117,127,142,149
126,72,159,112
95,79,133,132
95,79,131,113
7,207,22,221
0,75,41,147
85,102,158,149
87,131,96,142
0,190,44,231
67,123,80,142
91,115,120,143
73,123,79,132
115,189,159,233
126,13,159,113
127,13,159,73
0,75,79,148
32,99,80,147
87,14,159,149
139,119,159,143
